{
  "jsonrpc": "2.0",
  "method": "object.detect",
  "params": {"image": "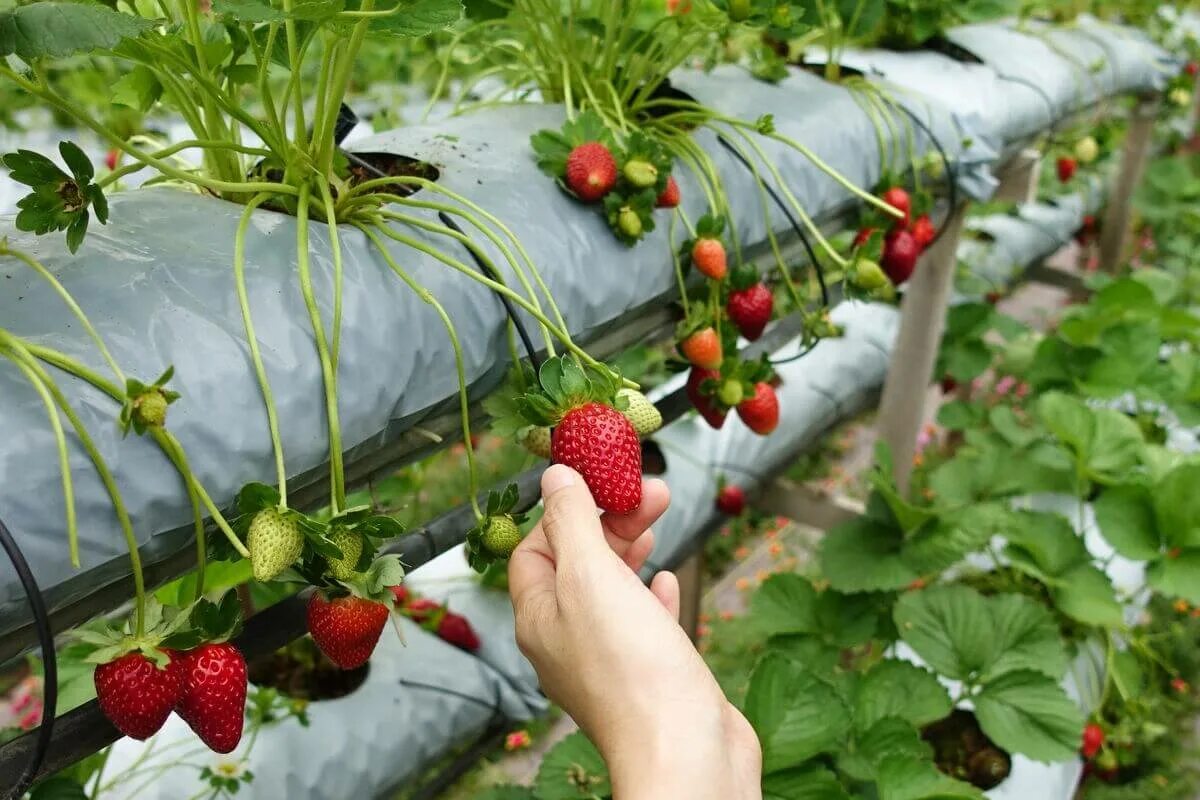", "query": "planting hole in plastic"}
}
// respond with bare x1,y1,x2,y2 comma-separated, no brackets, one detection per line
247,637,370,702
922,709,1012,791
